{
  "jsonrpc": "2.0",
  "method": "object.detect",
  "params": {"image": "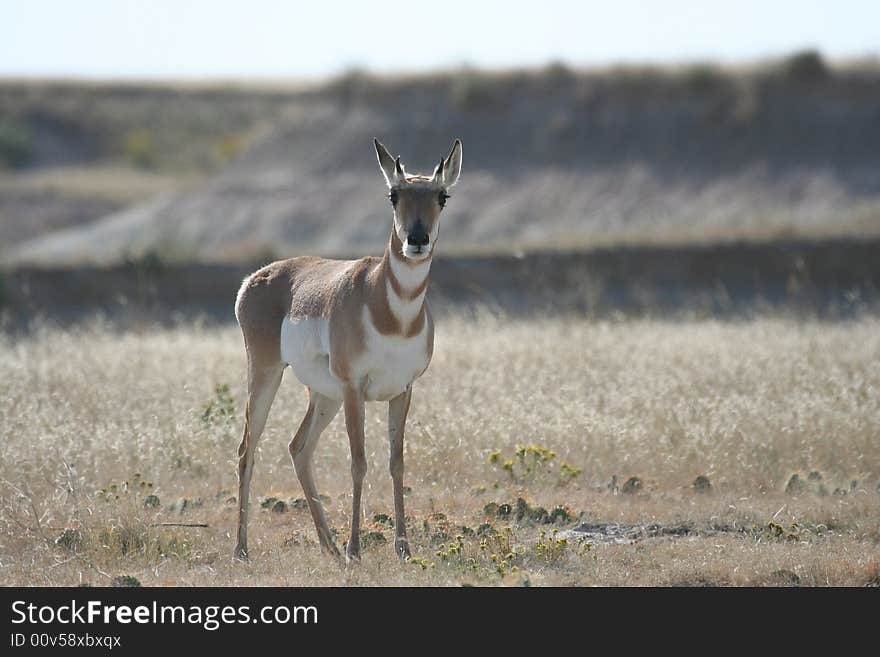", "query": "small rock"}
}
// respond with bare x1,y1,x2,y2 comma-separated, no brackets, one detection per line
693,475,712,494
497,503,513,518
172,497,202,513
291,498,309,510
271,500,287,513
143,494,160,508
483,502,499,517
807,471,822,481
621,476,643,494
259,496,278,509
785,474,805,495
